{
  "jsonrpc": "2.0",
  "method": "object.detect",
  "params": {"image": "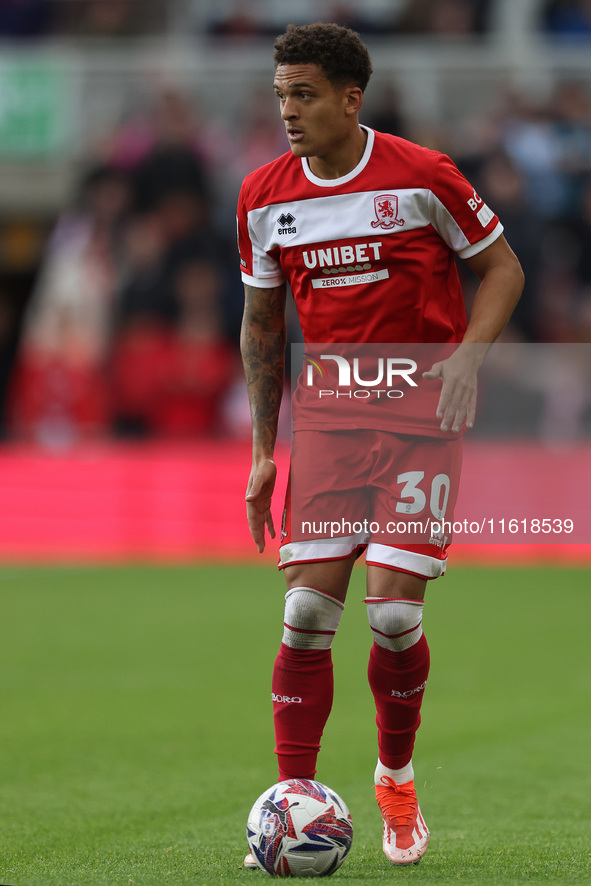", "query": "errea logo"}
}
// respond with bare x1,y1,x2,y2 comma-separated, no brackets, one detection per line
278,212,296,235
